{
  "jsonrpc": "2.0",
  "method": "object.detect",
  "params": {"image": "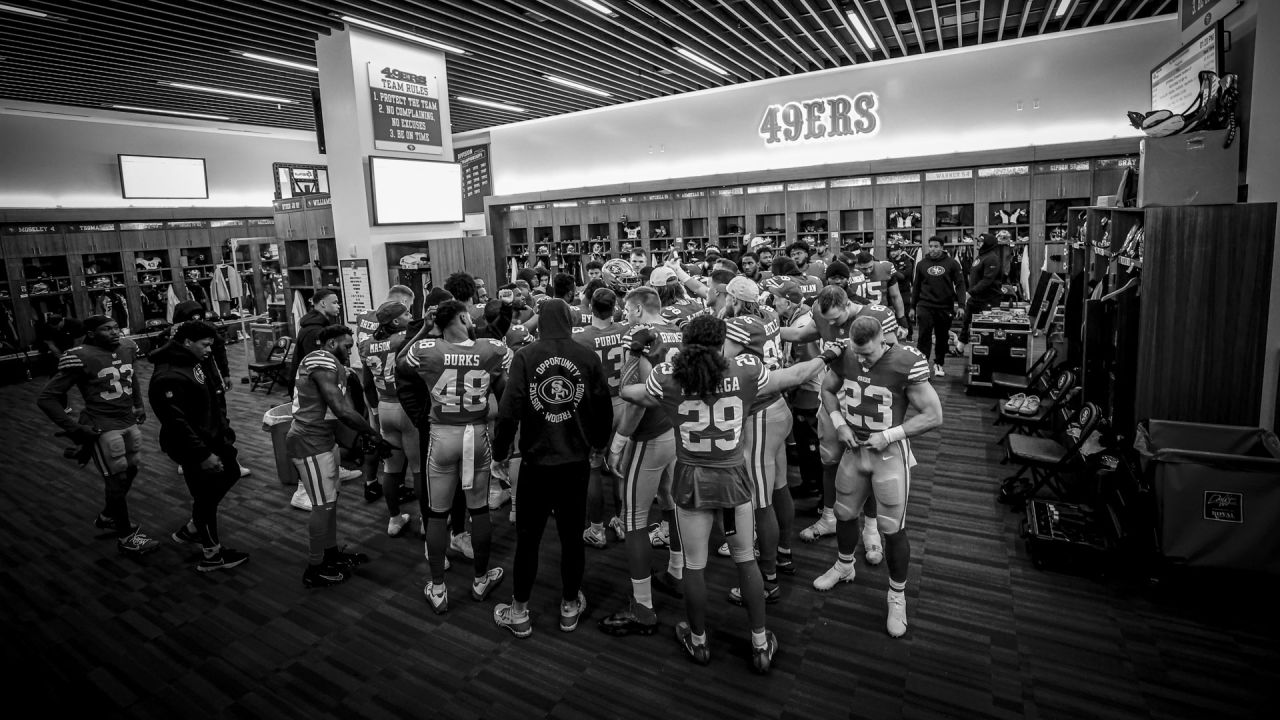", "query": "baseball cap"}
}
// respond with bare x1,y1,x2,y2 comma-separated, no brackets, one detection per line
725,276,760,302
766,281,803,304
649,266,678,286
376,301,408,325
